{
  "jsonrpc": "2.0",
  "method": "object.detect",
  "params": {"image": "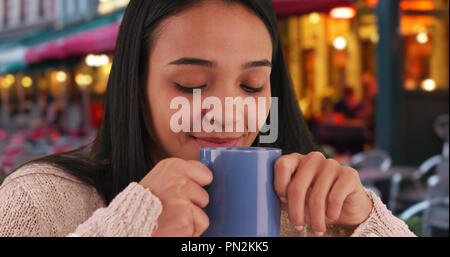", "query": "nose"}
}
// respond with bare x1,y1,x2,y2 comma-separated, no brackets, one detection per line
201,81,246,133
202,102,244,133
